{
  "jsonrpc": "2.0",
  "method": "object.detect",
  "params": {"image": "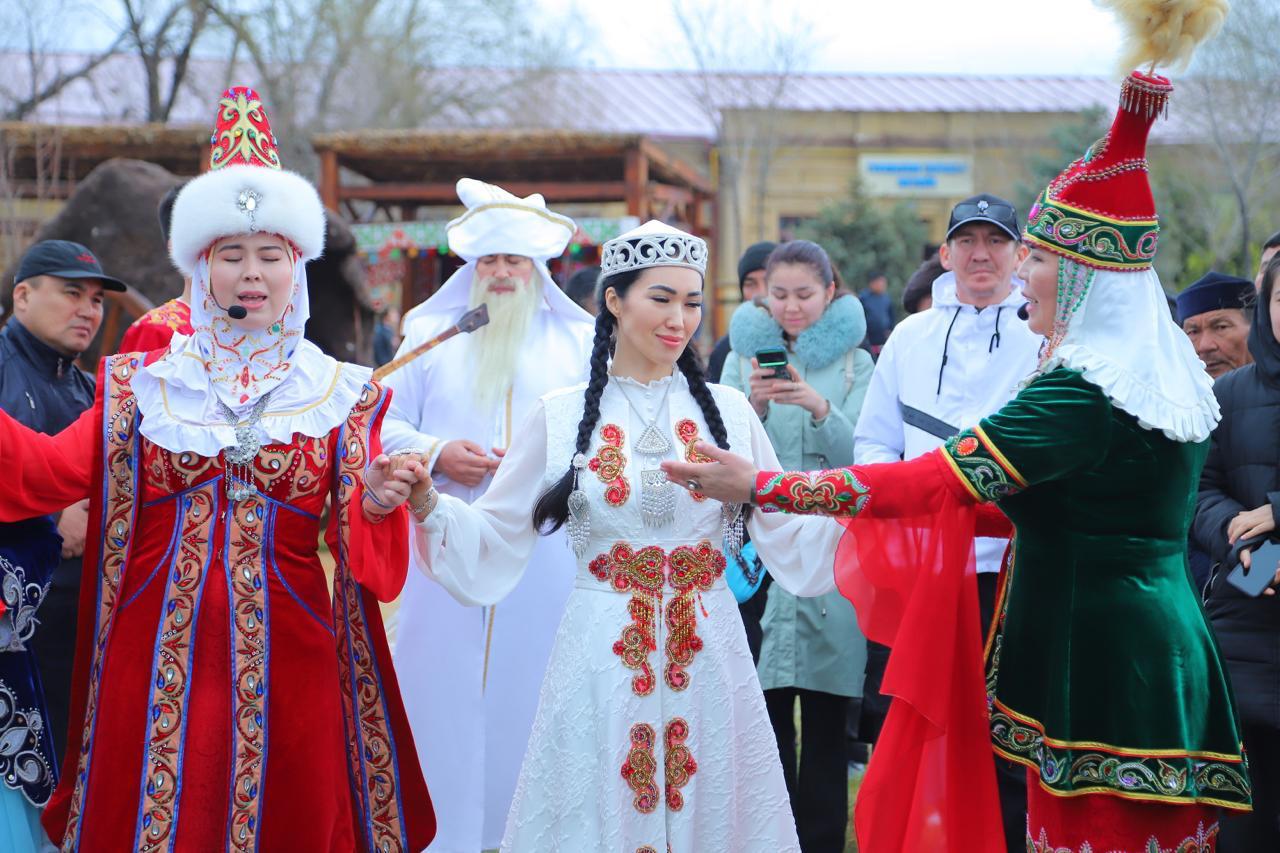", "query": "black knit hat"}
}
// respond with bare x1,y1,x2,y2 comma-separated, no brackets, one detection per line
737,241,777,293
